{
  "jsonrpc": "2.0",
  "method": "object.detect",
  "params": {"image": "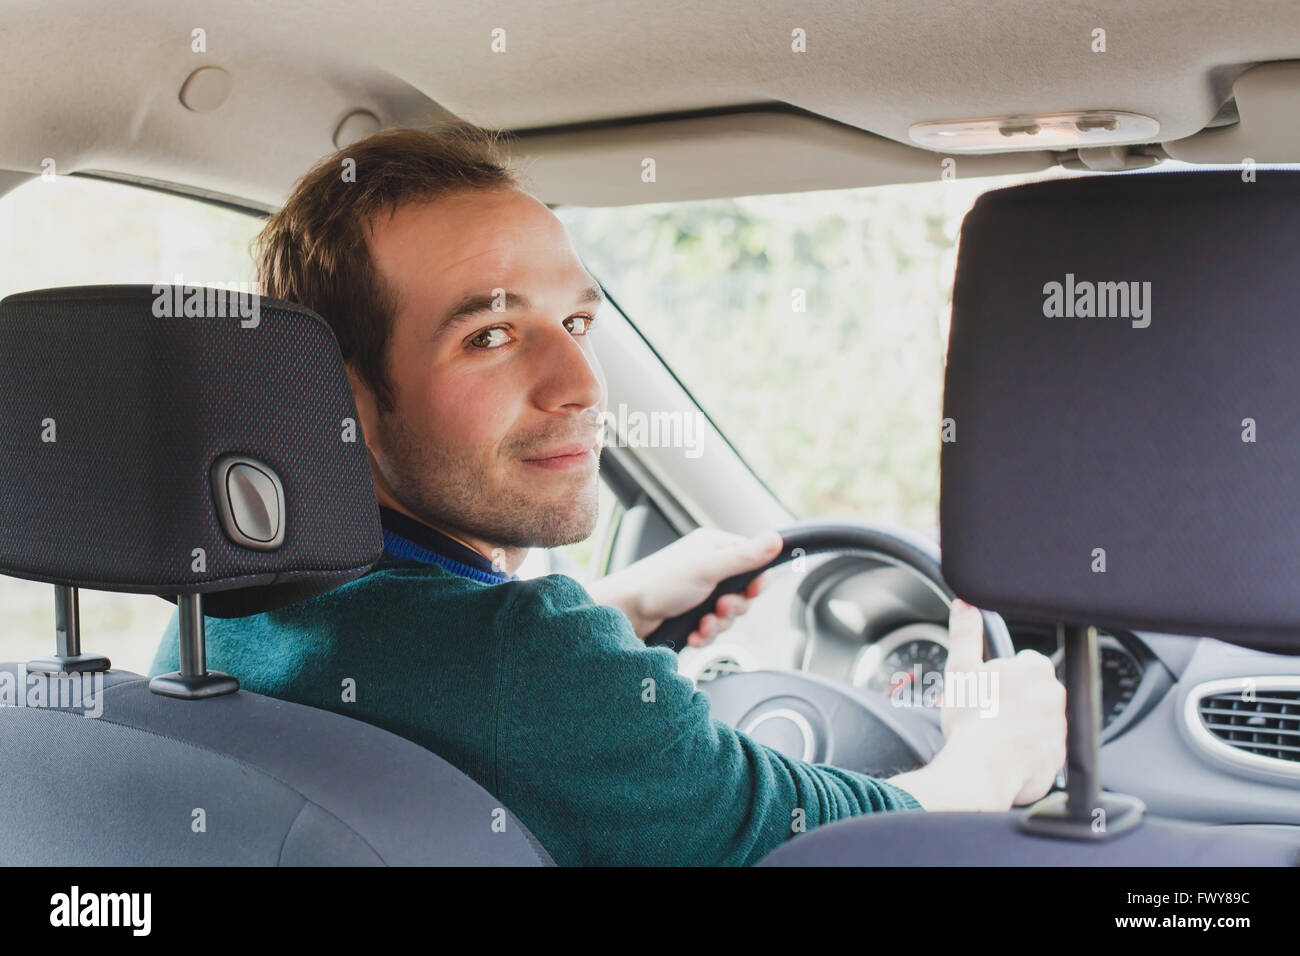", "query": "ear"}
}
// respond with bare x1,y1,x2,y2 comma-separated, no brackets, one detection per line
345,364,380,453
344,364,406,513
